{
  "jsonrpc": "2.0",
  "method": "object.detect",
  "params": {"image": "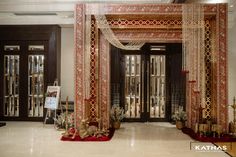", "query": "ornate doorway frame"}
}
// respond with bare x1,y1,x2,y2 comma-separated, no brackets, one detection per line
75,3,228,131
